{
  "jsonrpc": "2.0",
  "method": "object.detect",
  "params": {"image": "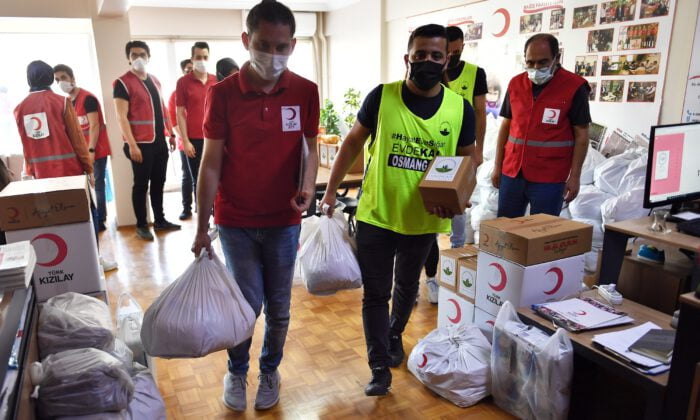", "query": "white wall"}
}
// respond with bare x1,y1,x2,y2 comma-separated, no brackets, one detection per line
128,6,243,37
